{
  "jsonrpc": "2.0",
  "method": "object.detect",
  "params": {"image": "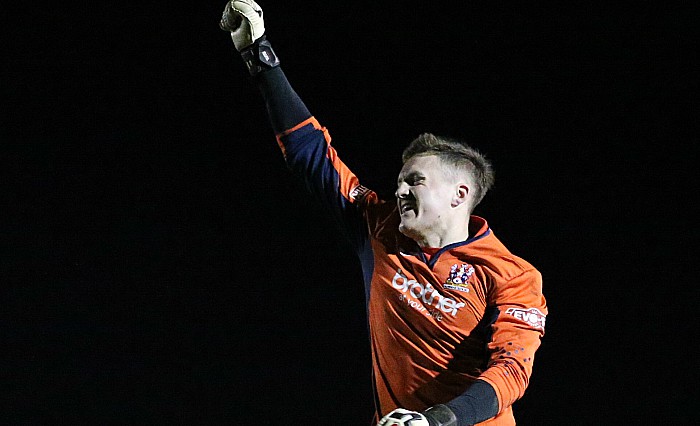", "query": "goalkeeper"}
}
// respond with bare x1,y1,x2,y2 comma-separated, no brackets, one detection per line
219,2,548,425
